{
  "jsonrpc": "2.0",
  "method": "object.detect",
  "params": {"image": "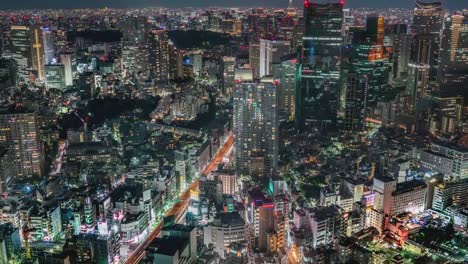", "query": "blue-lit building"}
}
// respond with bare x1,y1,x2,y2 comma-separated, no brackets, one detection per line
296,1,344,130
